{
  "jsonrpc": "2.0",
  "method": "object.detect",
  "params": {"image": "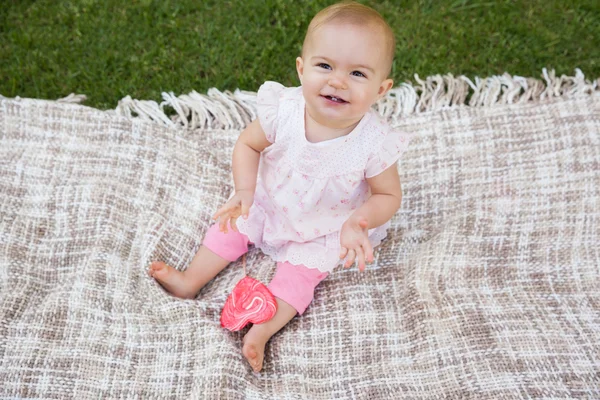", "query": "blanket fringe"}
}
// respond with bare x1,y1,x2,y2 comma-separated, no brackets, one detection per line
56,93,88,104
0,93,88,104
373,68,598,123
112,68,598,129
6,68,597,130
